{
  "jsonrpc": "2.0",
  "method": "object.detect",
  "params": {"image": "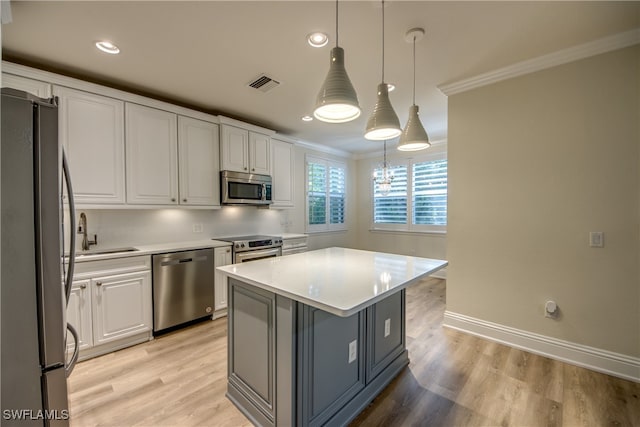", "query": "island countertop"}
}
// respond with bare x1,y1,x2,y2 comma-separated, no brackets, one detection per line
216,247,448,317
